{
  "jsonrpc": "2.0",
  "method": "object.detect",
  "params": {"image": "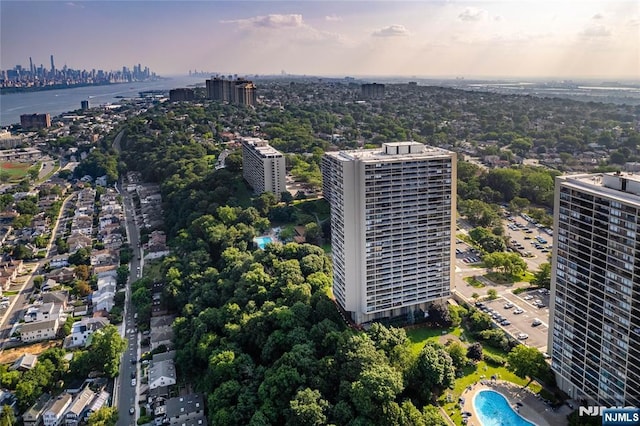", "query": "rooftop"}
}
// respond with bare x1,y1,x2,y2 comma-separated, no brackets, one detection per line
327,142,453,163
561,172,640,201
